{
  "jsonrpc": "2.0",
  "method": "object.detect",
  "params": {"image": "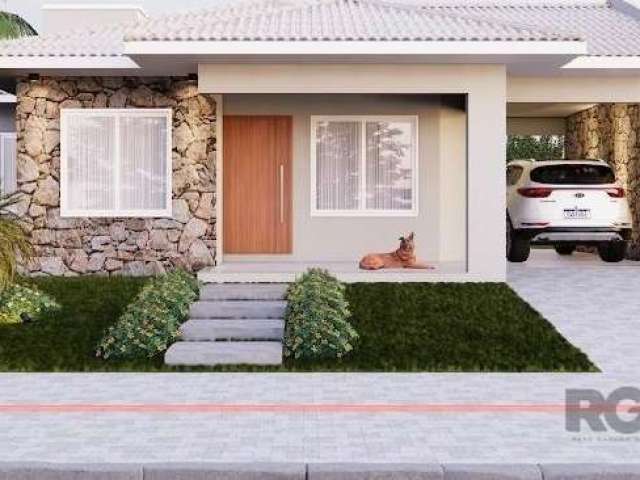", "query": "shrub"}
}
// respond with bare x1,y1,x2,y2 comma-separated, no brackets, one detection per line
284,268,358,361
0,193,34,291
0,283,60,324
96,270,199,360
